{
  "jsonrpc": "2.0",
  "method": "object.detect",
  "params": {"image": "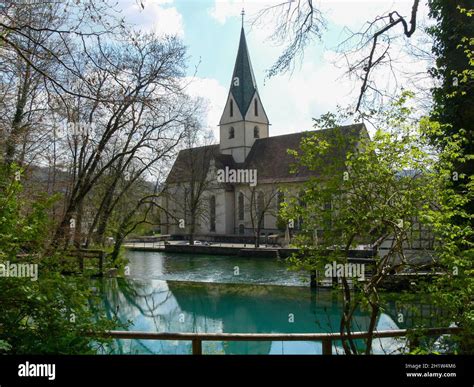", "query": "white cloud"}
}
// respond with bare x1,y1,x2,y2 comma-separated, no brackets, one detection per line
202,0,434,140
184,77,228,138
182,57,355,141
208,0,275,25
320,0,419,29
260,51,356,136
209,0,429,31
118,0,184,37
